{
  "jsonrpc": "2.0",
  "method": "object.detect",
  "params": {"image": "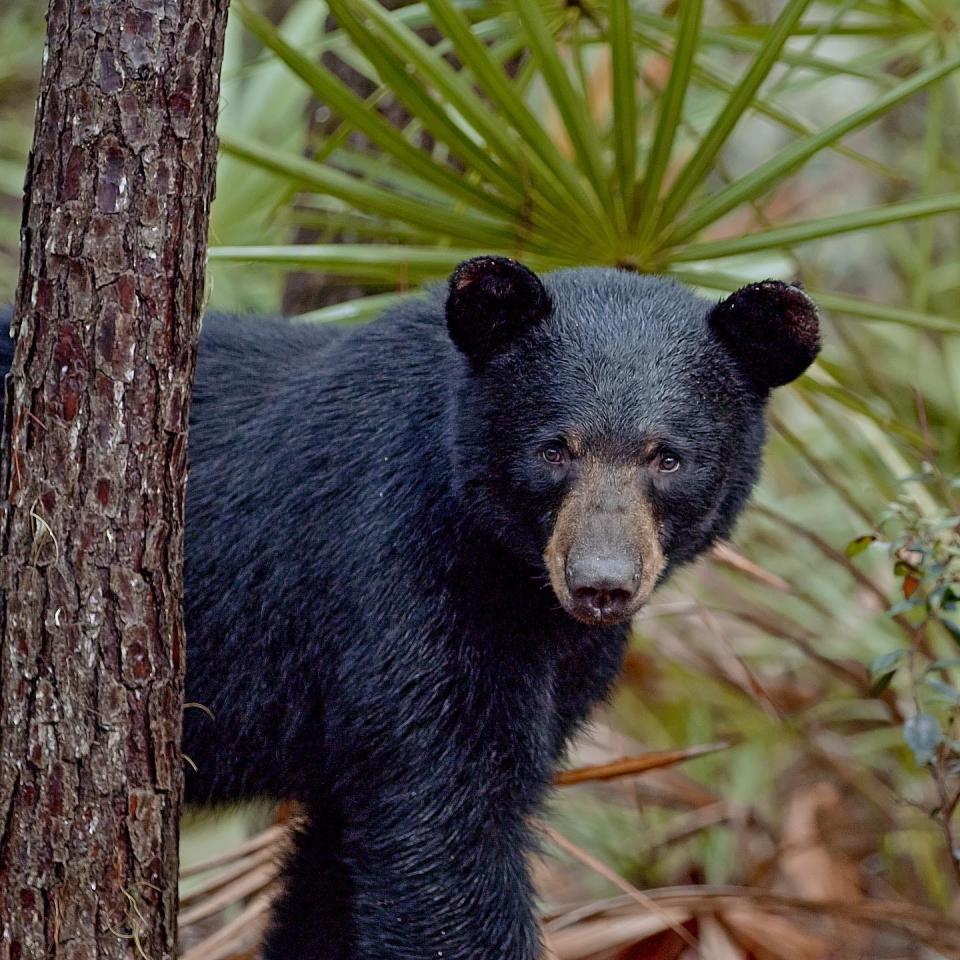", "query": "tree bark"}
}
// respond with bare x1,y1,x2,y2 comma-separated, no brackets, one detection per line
0,1,229,957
